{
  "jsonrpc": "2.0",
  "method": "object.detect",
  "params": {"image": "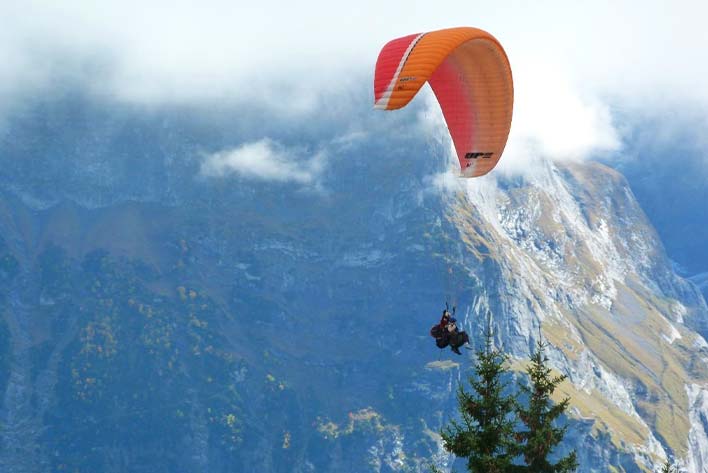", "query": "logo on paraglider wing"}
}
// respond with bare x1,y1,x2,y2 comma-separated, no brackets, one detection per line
397,76,417,90
464,152,494,160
